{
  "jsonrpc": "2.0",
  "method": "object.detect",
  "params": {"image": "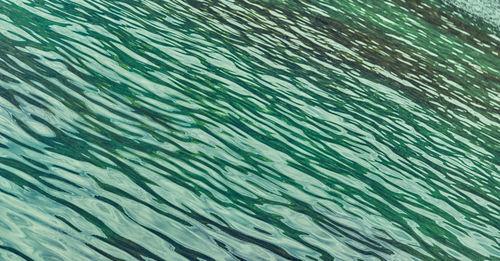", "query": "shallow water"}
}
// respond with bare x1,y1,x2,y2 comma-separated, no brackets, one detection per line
0,0,499,260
